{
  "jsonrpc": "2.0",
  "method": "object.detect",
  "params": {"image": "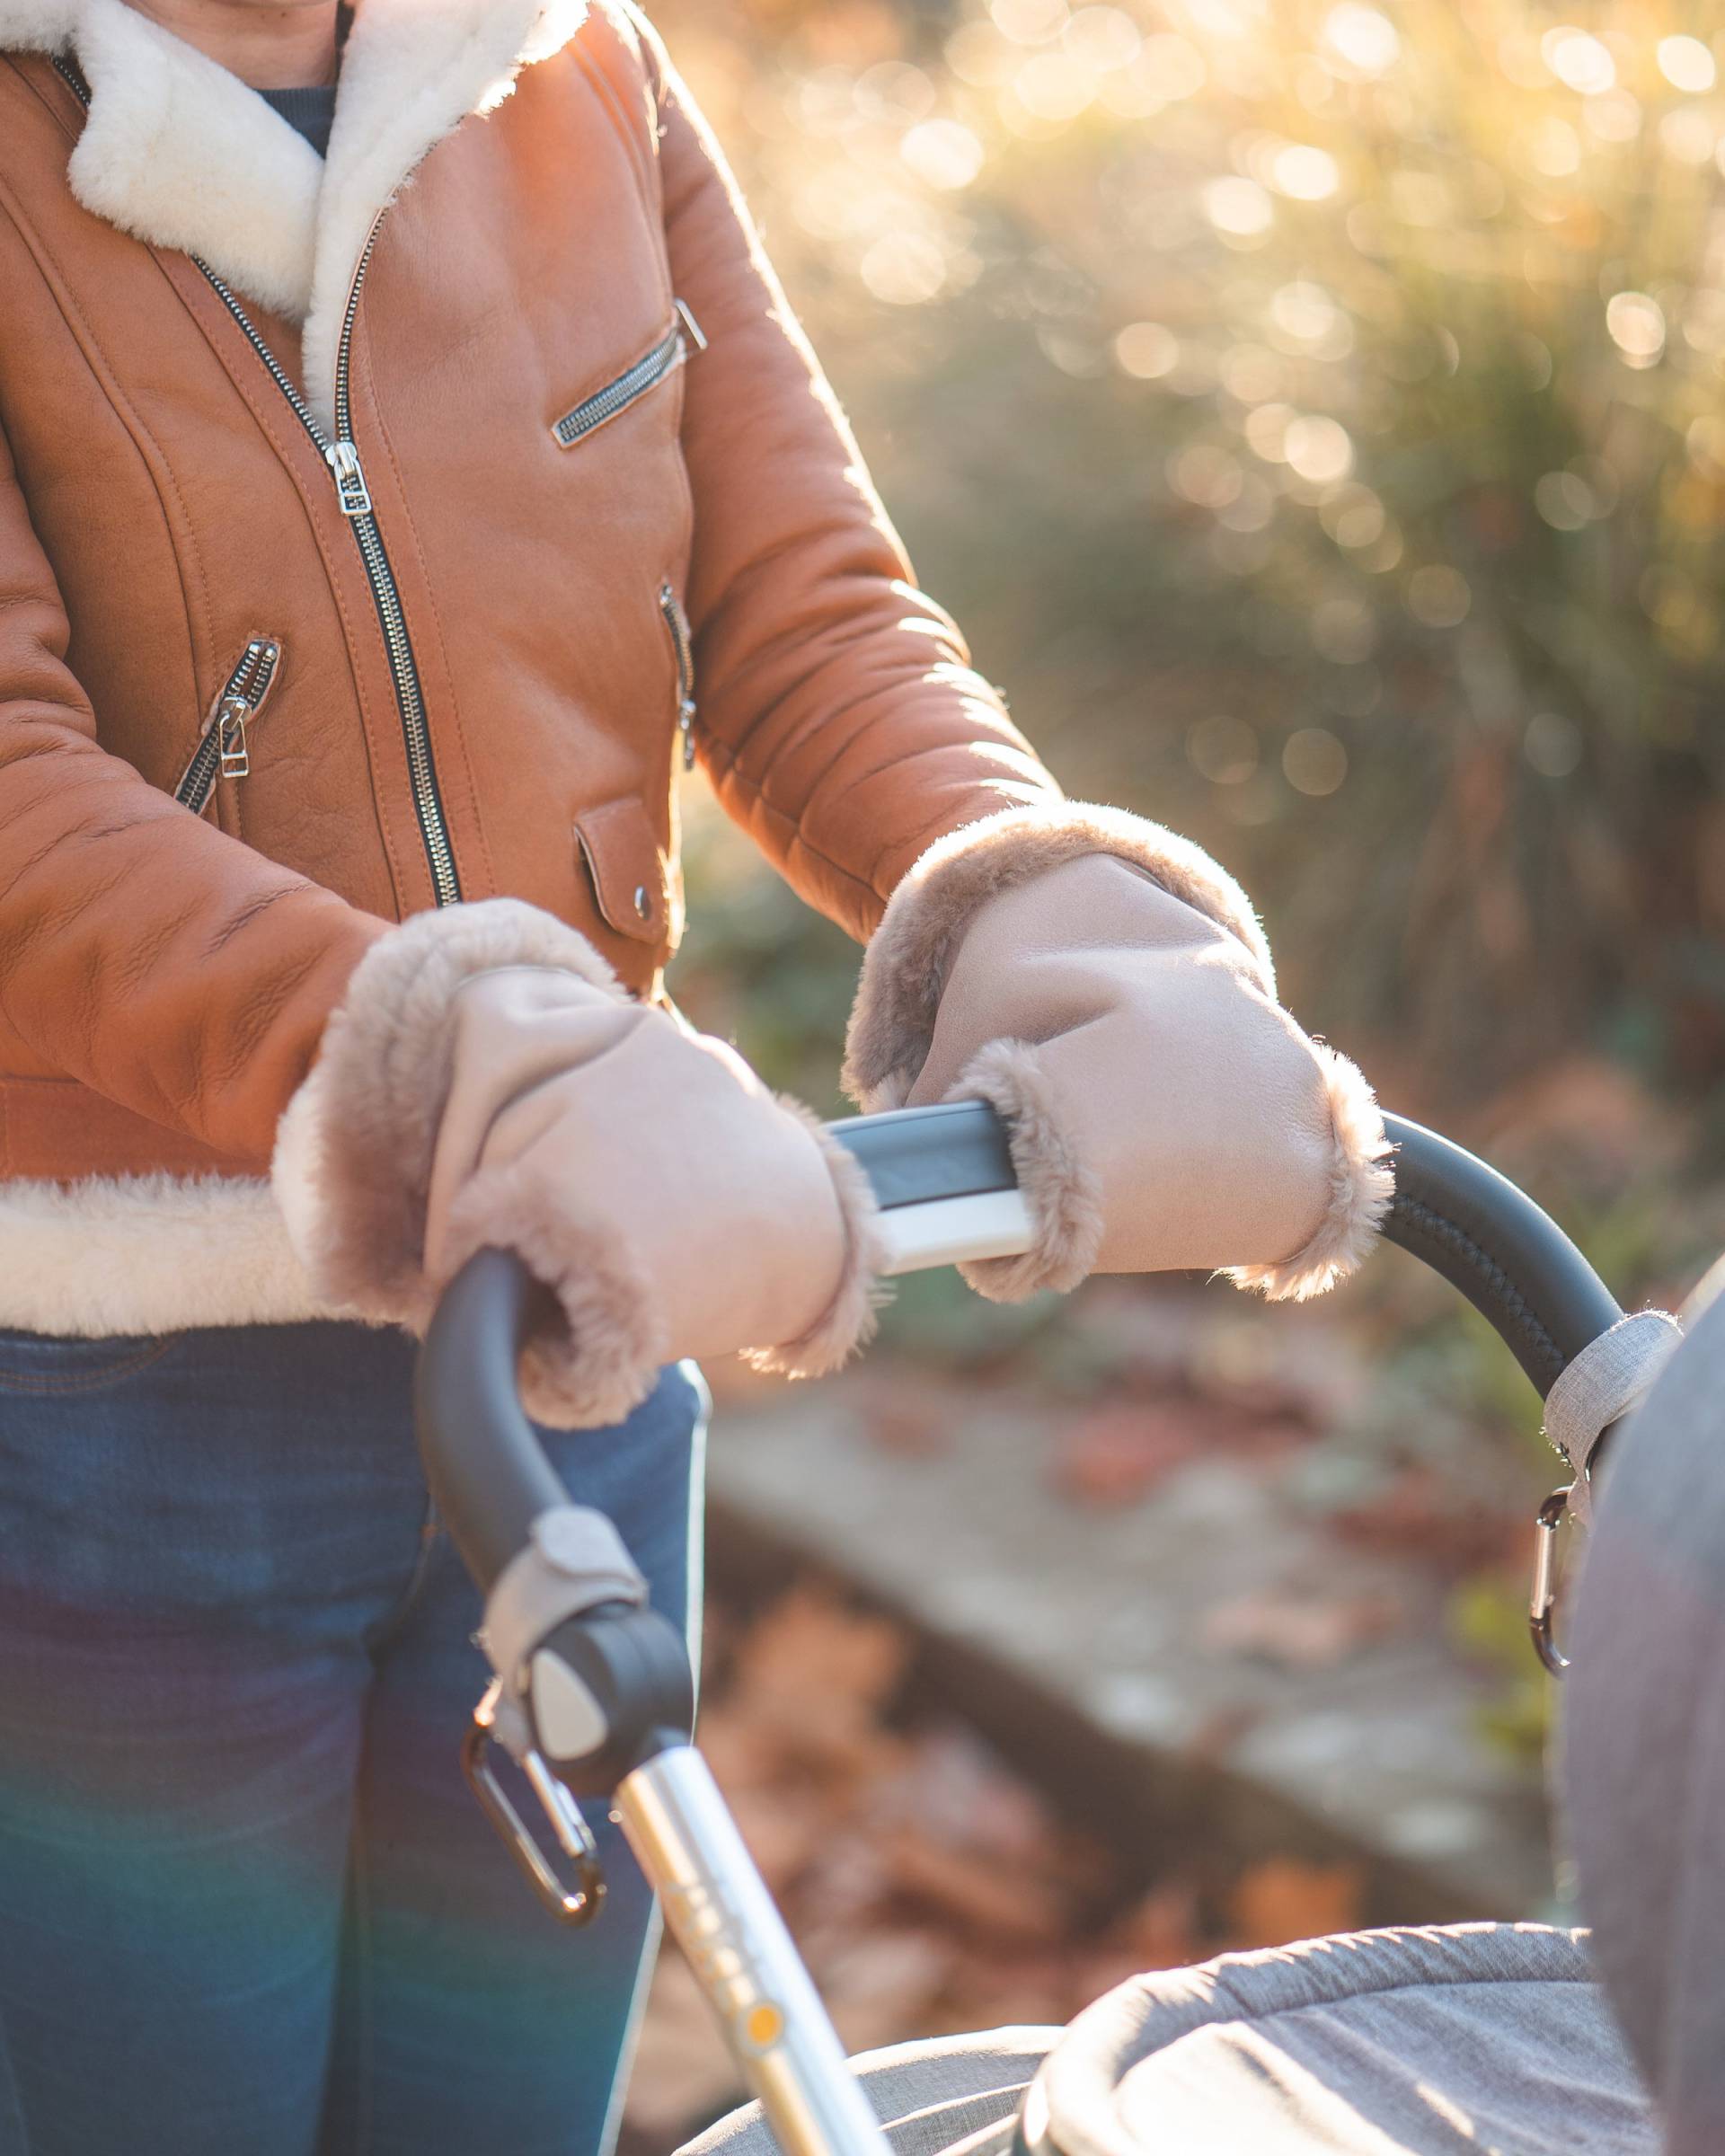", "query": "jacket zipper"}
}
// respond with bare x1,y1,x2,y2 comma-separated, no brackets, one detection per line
659,584,697,772
553,300,705,450
174,637,282,813
51,54,462,908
